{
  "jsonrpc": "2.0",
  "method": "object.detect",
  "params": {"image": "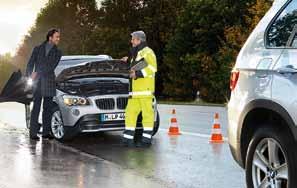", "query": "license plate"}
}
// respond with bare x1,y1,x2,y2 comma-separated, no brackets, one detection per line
101,113,125,121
